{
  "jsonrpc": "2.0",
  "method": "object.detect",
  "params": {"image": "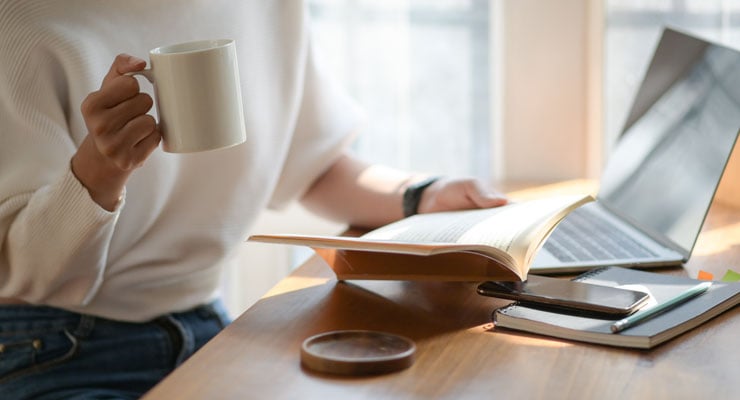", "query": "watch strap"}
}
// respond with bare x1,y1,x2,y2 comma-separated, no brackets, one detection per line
402,177,440,217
